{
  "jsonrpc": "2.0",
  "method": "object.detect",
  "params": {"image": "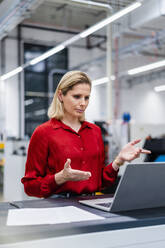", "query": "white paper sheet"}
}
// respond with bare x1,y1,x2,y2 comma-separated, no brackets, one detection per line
7,206,104,226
